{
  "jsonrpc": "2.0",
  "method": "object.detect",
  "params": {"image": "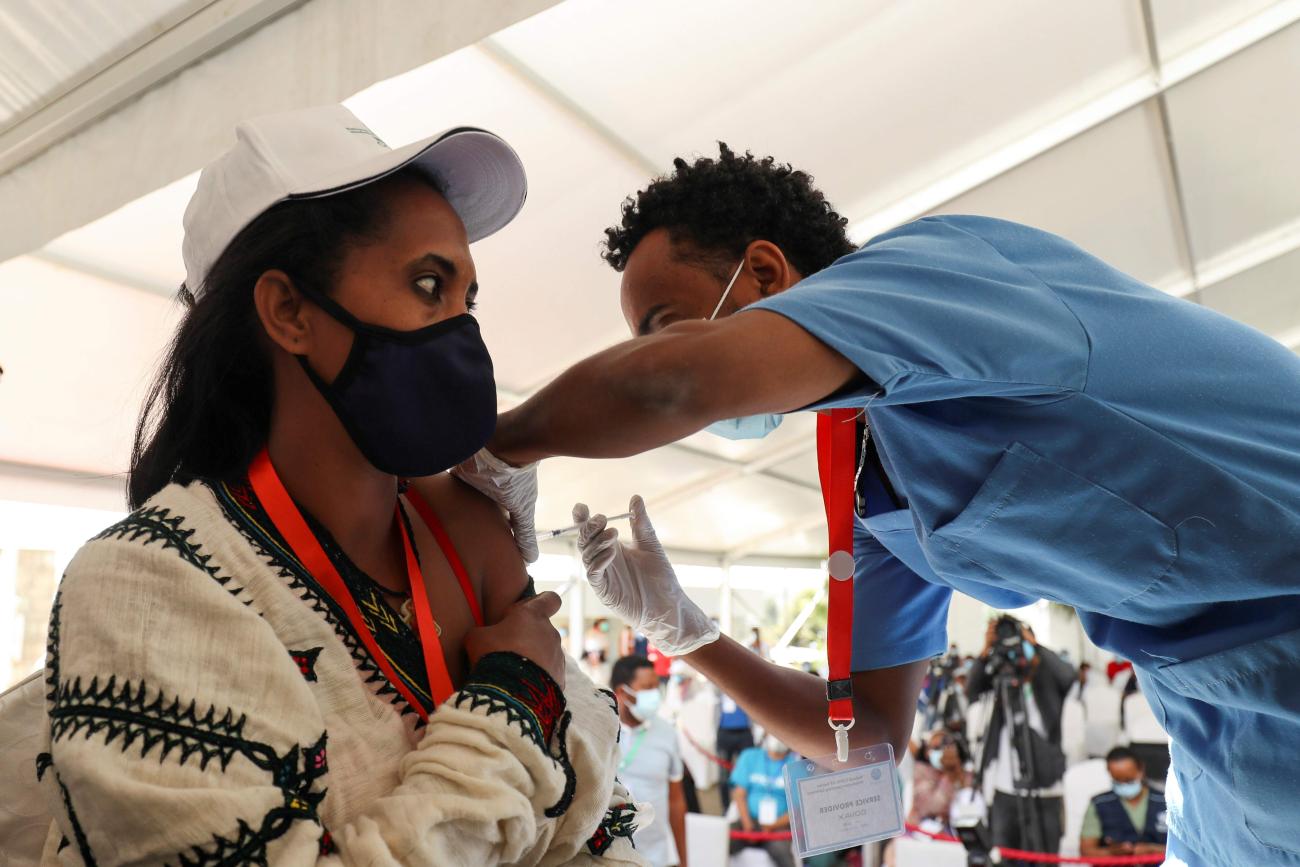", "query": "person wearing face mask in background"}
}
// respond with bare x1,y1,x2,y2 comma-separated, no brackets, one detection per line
907,730,970,833
611,656,689,867
728,732,798,867
1079,747,1168,860
882,729,978,867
